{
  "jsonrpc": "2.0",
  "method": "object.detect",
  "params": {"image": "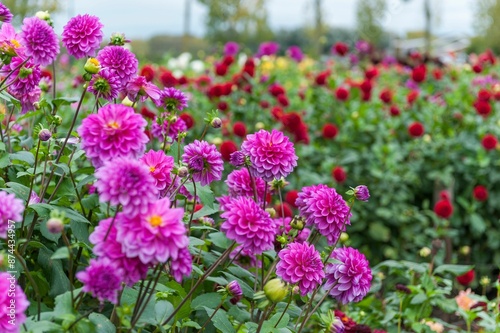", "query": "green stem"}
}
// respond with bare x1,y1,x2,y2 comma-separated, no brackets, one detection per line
196,302,223,333
297,283,336,333
21,139,41,231
274,293,293,328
